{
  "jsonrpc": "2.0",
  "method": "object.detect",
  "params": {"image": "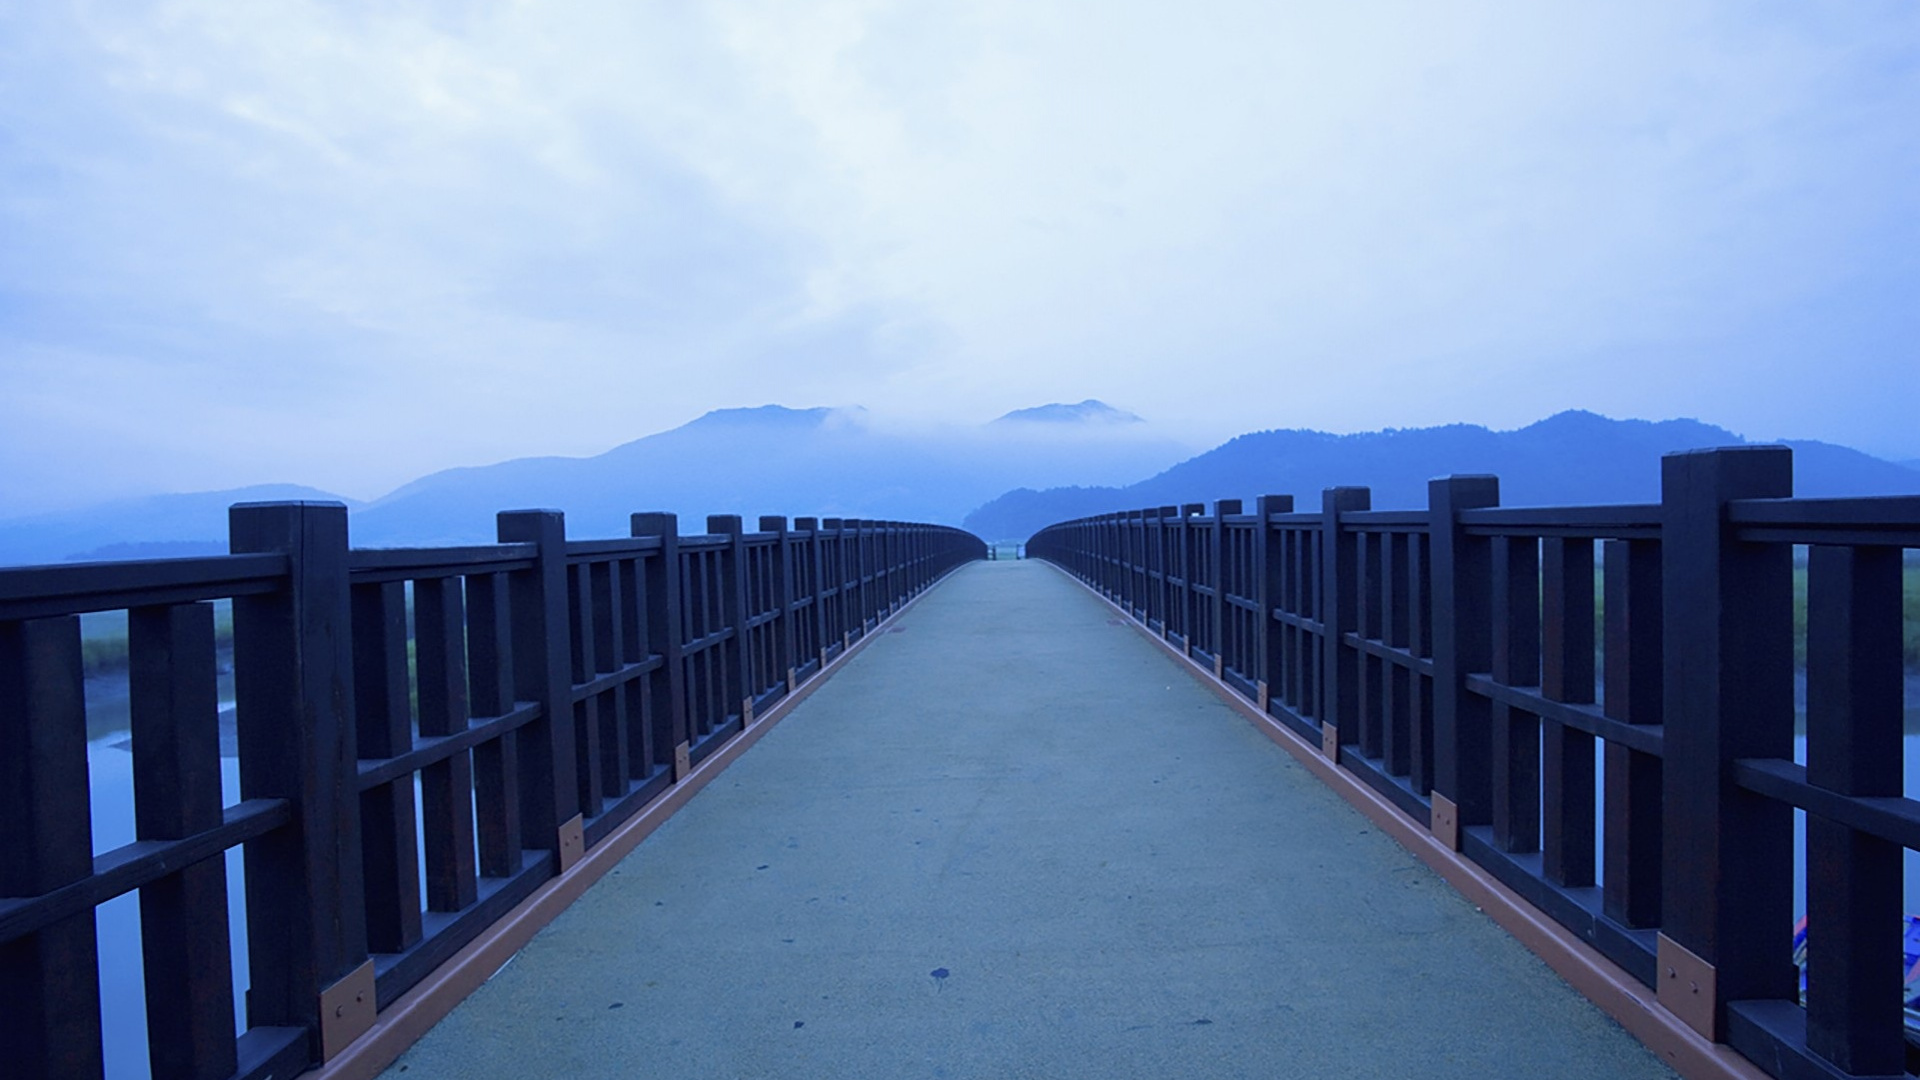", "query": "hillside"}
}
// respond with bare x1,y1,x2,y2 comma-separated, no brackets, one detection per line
962,411,1920,540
